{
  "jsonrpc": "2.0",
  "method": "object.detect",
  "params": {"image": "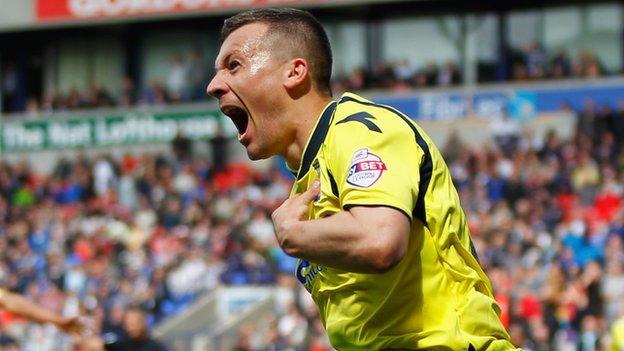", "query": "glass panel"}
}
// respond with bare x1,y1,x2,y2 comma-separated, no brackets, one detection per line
92,38,123,99
382,16,460,72
323,20,366,76
57,38,90,95
141,30,204,101
544,3,622,74
507,10,541,49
